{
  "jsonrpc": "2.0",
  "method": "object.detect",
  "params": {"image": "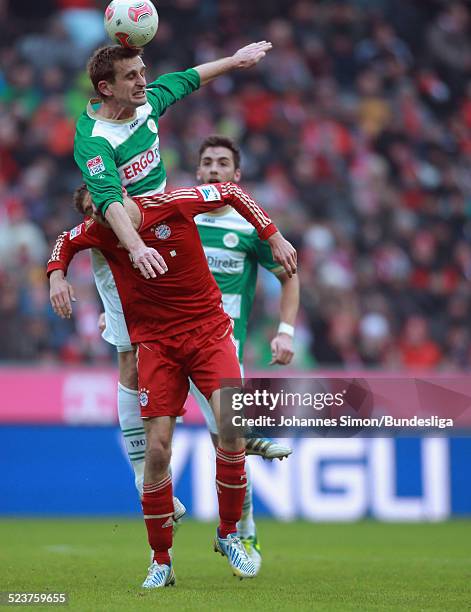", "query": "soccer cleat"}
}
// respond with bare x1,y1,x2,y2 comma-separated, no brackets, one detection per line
142,561,176,589
213,531,257,579
245,438,293,460
241,534,262,575
173,496,186,523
